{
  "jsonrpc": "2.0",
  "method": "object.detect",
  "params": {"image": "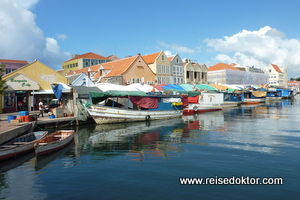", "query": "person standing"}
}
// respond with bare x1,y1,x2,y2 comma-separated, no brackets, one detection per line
38,100,44,117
